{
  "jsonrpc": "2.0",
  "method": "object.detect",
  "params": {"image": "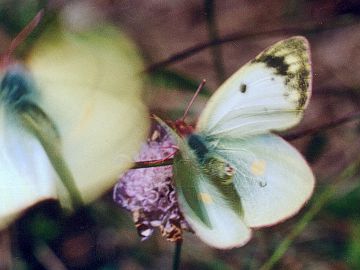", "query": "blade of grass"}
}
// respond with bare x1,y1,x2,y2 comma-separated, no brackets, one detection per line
259,156,360,270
